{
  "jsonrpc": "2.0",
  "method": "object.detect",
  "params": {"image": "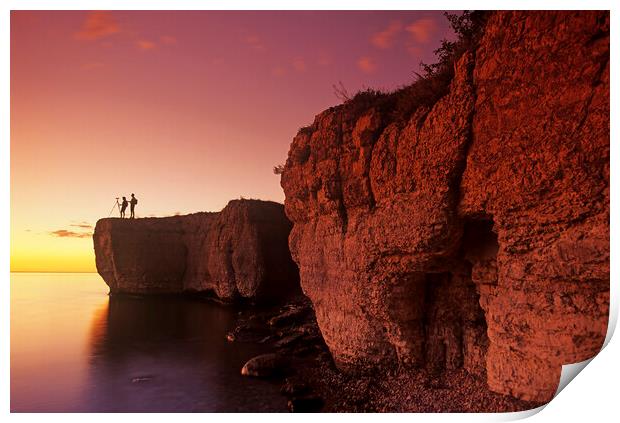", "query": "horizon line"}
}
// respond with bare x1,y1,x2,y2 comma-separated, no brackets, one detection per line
10,271,98,274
